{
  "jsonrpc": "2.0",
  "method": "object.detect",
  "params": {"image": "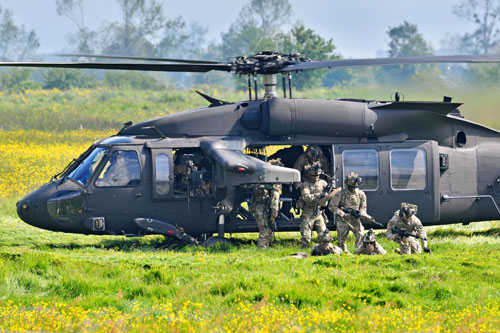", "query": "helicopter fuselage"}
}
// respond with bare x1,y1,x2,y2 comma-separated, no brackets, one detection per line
16,97,500,239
